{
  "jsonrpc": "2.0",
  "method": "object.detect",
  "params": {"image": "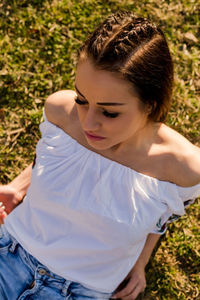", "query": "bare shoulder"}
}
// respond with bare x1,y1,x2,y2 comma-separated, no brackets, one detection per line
159,124,200,187
44,90,77,128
